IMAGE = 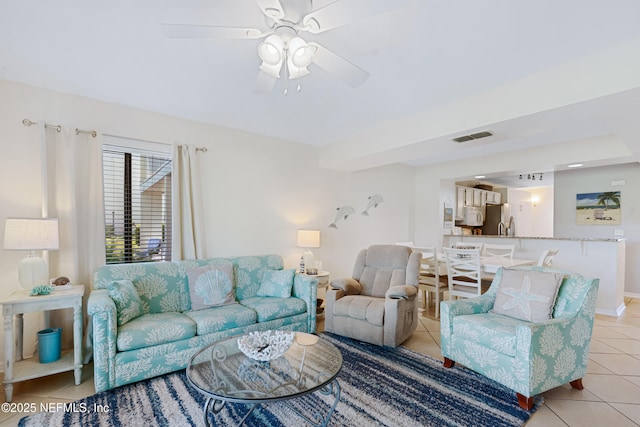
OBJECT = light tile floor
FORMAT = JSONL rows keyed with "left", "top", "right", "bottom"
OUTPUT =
{"left": 2, "top": 298, "right": 640, "bottom": 426}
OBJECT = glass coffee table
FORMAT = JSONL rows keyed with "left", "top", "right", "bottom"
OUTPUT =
{"left": 187, "top": 331, "right": 342, "bottom": 427}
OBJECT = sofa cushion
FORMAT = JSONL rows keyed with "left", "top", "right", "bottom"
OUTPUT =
{"left": 332, "top": 295, "right": 385, "bottom": 326}
{"left": 184, "top": 304, "right": 257, "bottom": 336}
{"left": 492, "top": 268, "right": 563, "bottom": 322}
{"left": 108, "top": 279, "right": 145, "bottom": 326}
{"left": 93, "top": 262, "right": 190, "bottom": 314}
{"left": 240, "top": 297, "right": 307, "bottom": 323}
{"left": 232, "top": 255, "right": 284, "bottom": 301}
{"left": 256, "top": 269, "right": 295, "bottom": 298}
{"left": 116, "top": 312, "right": 196, "bottom": 352}
{"left": 452, "top": 313, "right": 524, "bottom": 357}
{"left": 186, "top": 262, "right": 235, "bottom": 311}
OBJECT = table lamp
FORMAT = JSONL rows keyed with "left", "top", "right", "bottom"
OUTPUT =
{"left": 3, "top": 218, "right": 59, "bottom": 290}
{"left": 296, "top": 229, "right": 320, "bottom": 274}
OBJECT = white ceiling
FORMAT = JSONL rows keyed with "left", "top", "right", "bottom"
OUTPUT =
{"left": 2, "top": 0, "right": 640, "bottom": 175}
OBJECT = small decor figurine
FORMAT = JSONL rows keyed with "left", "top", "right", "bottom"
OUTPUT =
{"left": 53, "top": 276, "right": 70, "bottom": 286}
{"left": 299, "top": 256, "right": 305, "bottom": 274}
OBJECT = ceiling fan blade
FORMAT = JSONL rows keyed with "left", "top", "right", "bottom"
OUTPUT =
{"left": 302, "top": 0, "right": 408, "bottom": 34}
{"left": 253, "top": 70, "right": 278, "bottom": 94}
{"left": 159, "top": 23, "right": 267, "bottom": 40}
{"left": 255, "top": 0, "right": 285, "bottom": 20}
{"left": 310, "top": 43, "right": 369, "bottom": 88}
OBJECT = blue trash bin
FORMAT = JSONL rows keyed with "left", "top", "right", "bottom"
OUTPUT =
{"left": 37, "top": 328, "right": 62, "bottom": 363}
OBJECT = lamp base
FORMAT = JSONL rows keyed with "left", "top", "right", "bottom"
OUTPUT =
{"left": 303, "top": 250, "right": 315, "bottom": 274}
{"left": 18, "top": 254, "right": 48, "bottom": 290}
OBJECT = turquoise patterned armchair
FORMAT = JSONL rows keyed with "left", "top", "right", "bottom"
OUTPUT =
{"left": 440, "top": 267, "right": 599, "bottom": 410}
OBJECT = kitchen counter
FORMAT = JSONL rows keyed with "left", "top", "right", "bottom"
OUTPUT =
{"left": 455, "top": 235, "right": 623, "bottom": 242}
{"left": 442, "top": 235, "right": 626, "bottom": 316}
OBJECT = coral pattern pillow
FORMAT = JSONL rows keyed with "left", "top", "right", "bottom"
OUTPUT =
{"left": 491, "top": 268, "right": 564, "bottom": 322}
{"left": 108, "top": 279, "right": 145, "bottom": 326}
{"left": 257, "top": 269, "right": 296, "bottom": 298}
{"left": 187, "top": 264, "right": 236, "bottom": 311}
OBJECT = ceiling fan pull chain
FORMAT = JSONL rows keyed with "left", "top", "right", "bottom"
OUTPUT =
{"left": 283, "top": 49, "right": 289, "bottom": 96}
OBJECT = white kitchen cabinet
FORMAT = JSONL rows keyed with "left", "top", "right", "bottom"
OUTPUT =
{"left": 484, "top": 191, "right": 502, "bottom": 204}
{"left": 473, "top": 189, "right": 482, "bottom": 206}
{"left": 464, "top": 187, "right": 474, "bottom": 206}
{"left": 456, "top": 186, "right": 465, "bottom": 219}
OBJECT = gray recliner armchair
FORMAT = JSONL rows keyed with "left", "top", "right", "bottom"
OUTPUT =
{"left": 324, "top": 244, "right": 422, "bottom": 347}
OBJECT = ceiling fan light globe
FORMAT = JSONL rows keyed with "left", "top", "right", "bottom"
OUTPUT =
{"left": 292, "top": 46, "right": 316, "bottom": 68}
{"left": 287, "top": 37, "right": 315, "bottom": 68}
{"left": 258, "top": 35, "right": 284, "bottom": 65}
{"left": 259, "top": 61, "right": 282, "bottom": 78}
{"left": 287, "top": 62, "right": 310, "bottom": 79}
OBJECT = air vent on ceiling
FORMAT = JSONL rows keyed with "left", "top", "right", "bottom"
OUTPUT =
{"left": 453, "top": 131, "right": 493, "bottom": 143}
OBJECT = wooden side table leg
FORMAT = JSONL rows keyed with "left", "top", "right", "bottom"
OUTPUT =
{"left": 15, "top": 313, "right": 23, "bottom": 362}
{"left": 3, "top": 311, "right": 14, "bottom": 402}
{"left": 73, "top": 299, "right": 83, "bottom": 385}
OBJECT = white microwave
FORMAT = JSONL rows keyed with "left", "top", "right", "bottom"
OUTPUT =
{"left": 463, "top": 206, "right": 484, "bottom": 226}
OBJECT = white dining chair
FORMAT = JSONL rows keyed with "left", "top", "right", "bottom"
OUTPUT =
{"left": 538, "top": 249, "right": 559, "bottom": 267}
{"left": 482, "top": 243, "right": 515, "bottom": 259}
{"left": 414, "top": 246, "right": 447, "bottom": 318}
{"left": 443, "top": 247, "right": 486, "bottom": 299}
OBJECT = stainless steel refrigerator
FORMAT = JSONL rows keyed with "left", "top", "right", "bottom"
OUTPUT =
{"left": 482, "top": 204, "right": 503, "bottom": 235}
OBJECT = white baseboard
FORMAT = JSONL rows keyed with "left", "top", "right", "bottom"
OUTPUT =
{"left": 596, "top": 302, "right": 626, "bottom": 317}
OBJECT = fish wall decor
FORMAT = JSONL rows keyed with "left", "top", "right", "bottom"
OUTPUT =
{"left": 329, "top": 205, "right": 355, "bottom": 228}
{"left": 361, "top": 194, "right": 384, "bottom": 216}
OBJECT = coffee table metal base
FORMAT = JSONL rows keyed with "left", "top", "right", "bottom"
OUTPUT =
{"left": 202, "top": 378, "right": 341, "bottom": 427}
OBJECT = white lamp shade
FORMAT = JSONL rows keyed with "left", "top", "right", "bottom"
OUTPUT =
{"left": 4, "top": 218, "right": 58, "bottom": 289}
{"left": 288, "top": 37, "right": 316, "bottom": 68}
{"left": 259, "top": 61, "right": 283, "bottom": 78}
{"left": 286, "top": 60, "right": 310, "bottom": 79}
{"left": 258, "top": 35, "right": 284, "bottom": 66}
{"left": 4, "top": 218, "right": 59, "bottom": 250}
{"left": 297, "top": 229, "right": 320, "bottom": 248}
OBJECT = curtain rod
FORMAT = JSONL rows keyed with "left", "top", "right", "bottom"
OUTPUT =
{"left": 22, "top": 118, "right": 97, "bottom": 138}
{"left": 178, "top": 144, "right": 207, "bottom": 153}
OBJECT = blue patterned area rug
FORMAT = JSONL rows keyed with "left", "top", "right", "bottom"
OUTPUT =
{"left": 19, "top": 333, "right": 540, "bottom": 426}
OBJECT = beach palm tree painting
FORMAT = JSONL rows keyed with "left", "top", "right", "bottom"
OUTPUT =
{"left": 576, "top": 191, "right": 621, "bottom": 225}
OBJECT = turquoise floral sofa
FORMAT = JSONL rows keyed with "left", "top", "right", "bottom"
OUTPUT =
{"left": 88, "top": 254, "right": 317, "bottom": 392}
{"left": 440, "top": 266, "right": 599, "bottom": 410}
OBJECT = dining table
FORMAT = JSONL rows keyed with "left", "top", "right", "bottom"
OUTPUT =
{"left": 479, "top": 256, "right": 537, "bottom": 274}
{"left": 419, "top": 250, "right": 536, "bottom": 276}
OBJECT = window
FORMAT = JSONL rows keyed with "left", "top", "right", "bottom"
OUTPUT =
{"left": 102, "top": 140, "right": 172, "bottom": 264}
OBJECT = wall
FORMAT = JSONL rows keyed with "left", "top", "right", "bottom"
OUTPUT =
{"left": 554, "top": 163, "right": 640, "bottom": 295}
{"left": 530, "top": 186, "right": 554, "bottom": 237}
{"left": 0, "top": 79, "right": 415, "bottom": 368}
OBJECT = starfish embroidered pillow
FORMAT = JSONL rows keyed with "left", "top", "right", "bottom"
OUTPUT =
{"left": 491, "top": 268, "right": 564, "bottom": 322}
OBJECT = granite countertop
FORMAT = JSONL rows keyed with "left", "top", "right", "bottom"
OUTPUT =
{"left": 444, "top": 235, "right": 624, "bottom": 242}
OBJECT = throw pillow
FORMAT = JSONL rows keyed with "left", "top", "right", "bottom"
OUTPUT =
{"left": 257, "top": 269, "right": 296, "bottom": 298}
{"left": 108, "top": 279, "right": 145, "bottom": 326}
{"left": 491, "top": 268, "right": 564, "bottom": 322}
{"left": 187, "top": 263, "right": 236, "bottom": 311}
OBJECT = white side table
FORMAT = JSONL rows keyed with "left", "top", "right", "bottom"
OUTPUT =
{"left": 1, "top": 285, "right": 84, "bottom": 402}
{"left": 305, "top": 271, "right": 330, "bottom": 316}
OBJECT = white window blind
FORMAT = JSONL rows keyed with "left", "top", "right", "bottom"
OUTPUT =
{"left": 102, "top": 142, "right": 172, "bottom": 264}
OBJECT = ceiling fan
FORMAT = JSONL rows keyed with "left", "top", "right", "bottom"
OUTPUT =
{"left": 160, "top": 0, "right": 407, "bottom": 93}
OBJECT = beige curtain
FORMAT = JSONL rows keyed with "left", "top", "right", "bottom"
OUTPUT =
{"left": 172, "top": 143, "right": 206, "bottom": 260}
{"left": 45, "top": 125, "right": 106, "bottom": 352}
